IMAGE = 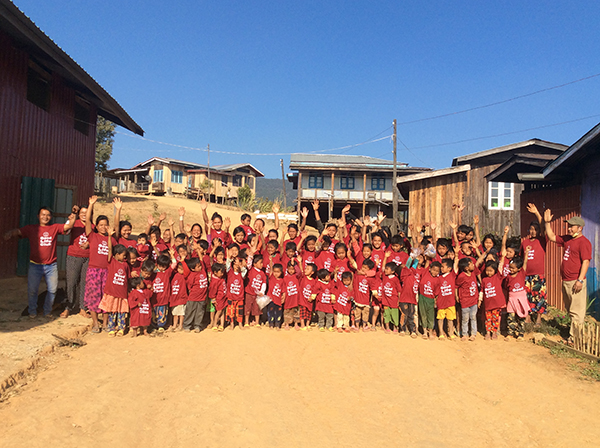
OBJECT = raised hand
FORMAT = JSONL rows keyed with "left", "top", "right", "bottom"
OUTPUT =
{"left": 377, "top": 211, "right": 386, "bottom": 222}
{"left": 300, "top": 229, "right": 308, "bottom": 238}
{"left": 449, "top": 220, "right": 457, "bottom": 230}
{"left": 301, "top": 207, "right": 309, "bottom": 219}
{"left": 473, "top": 215, "right": 479, "bottom": 225}
{"left": 527, "top": 203, "right": 539, "bottom": 215}
{"left": 113, "top": 197, "right": 123, "bottom": 210}
{"left": 504, "top": 225, "right": 510, "bottom": 235}
{"left": 430, "top": 222, "right": 437, "bottom": 231}
{"left": 149, "top": 234, "right": 158, "bottom": 246}
{"left": 159, "top": 212, "right": 167, "bottom": 222}
{"left": 168, "top": 219, "right": 175, "bottom": 227}
{"left": 458, "top": 203, "right": 466, "bottom": 212}
{"left": 179, "top": 207, "right": 186, "bottom": 217}
{"left": 311, "top": 199, "right": 320, "bottom": 210}
{"left": 184, "top": 224, "right": 192, "bottom": 235}
{"left": 272, "top": 203, "right": 280, "bottom": 214}
{"left": 544, "top": 208, "right": 553, "bottom": 222}
{"left": 200, "top": 197, "right": 208, "bottom": 210}
{"left": 525, "top": 245, "right": 532, "bottom": 253}
{"left": 88, "top": 195, "right": 98, "bottom": 206}
{"left": 342, "top": 204, "right": 351, "bottom": 215}
{"left": 147, "top": 214, "right": 155, "bottom": 226}
{"left": 224, "top": 217, "right": 231, "bottom": 229}
{"left": 108, "top": 227, "right": 115, "bottom": 236}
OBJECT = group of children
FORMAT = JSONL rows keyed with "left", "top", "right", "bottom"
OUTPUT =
{"left": 74, "top": 196, "right": 546, "bottom": 342}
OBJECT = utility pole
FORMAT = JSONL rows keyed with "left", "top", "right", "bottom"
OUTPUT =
{"left": 280, "top": 158, "right": 287, "bottom": 210}
{"left": 392, "top": 119, "right": 398, "bottom": 235}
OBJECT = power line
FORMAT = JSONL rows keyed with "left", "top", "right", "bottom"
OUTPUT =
{"left": 396, "top": 72, "right": 600, "bottom": 126}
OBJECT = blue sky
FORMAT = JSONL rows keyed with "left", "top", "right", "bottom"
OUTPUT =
{"left": 13, "top": 0, "right": 600, "bottom": 177}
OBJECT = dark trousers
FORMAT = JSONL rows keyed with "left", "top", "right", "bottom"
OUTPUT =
{"left": 267, "top": 302, "right": 282, "bottom": 327}
{"left": 65, "top": 255, "right": 88, "bottom": 312}
{"left": 317, "top": 311, "right": 334, "bottom": 328}
{"left": 399, "top": 303, "right": 416, "bottom": 333}
{"left": 184, "top": 301, "right": 206, "bottom": 330}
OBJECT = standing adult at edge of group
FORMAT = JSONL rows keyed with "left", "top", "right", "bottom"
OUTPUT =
{"left": 3, "top": 206, "right": 76, "bottom": 317}
{"left": 544, "top": 209, "right": 592, "bottom": 344}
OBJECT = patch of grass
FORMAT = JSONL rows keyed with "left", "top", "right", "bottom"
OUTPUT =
{"left": 538, "top": 339, "right": 600, "bottom": 381}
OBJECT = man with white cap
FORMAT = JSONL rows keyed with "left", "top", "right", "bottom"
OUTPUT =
{"left": 544, "top": 210, "right": 592, "bottom": 343}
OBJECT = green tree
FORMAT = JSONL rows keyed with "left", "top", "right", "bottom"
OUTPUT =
{"left": 96, "top": 116, "right": 115, "bottom": 173}
{"left": 237, "top": 185, "right": 255, "bottom": 211}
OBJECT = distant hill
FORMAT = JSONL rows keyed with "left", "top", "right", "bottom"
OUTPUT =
{"left": 256, "top": 178, "right": 296, "bottom": 207}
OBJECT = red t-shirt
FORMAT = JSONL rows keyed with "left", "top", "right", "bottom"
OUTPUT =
{"left": 521, "top": 237, "right": 546, "bottom": 277}
{"left": 333, "top": 282, "right": 353, "bottom": 315}
{"left": 389, "top": 250, "right": 409, "bottom": 266}
{"left": 227, "top": 270, "right": 245, "bottom": 301}
{"left": 169, "top": 272, "right": 188, "bottom": 306}
{"left": 353, "top": 273, "right": 376, "bottom": 306}
{"left": 282, "top": 236, "right": 302, "bottom": 251}
{"left": 20, "top": 223, "right": 64, "bottom": 265}
{"left": 400, "top": 268, "right": 418, "bottom": 305}
{"left": 371, "top": 247, "right": 386, "bottom": 271}
{"left": 103, "top": 258, "right": 129, "bottom": 298}
{"left": 418, "top": 271, "right": 440, "bottom": 299}
{"left": 187, "top": 269, "right": 209, "bottom": 302}
{"left": 209, "top": 229, "right": 232, "bottom": 248}
{"left": 481, "top": 273, "right": 505, "bottom": 311}
{"left": 299, "top": 276, "right": 316, "bottom": 309}
{"left": 326, "top": 238, "right": 340, "bottom": 254}
{"left": 312, "top": 280, "right": 334, "bottom": 313}
{"left": 284, "top": 274, "right": 300, "bottom": 309}
{"left": 262, "top": 250, "right": 282, "bottom": 275}
{"left": 455, "top": 272, "right": 479, "bottom": 308}
{"left": 501, "top": 258, "right": 512, "bottom": 277}
{"left": 240, "top": 224, "right": 254, "bottom": 239}
{"left": 300, "top": 249, "right": 317, "bottom": 270}
{"left": 436, "top": 272, "right": 456, "bottom": 309}
{"left": 66, "top": 220, "right": 90, "bottom": 258}
{"left": 208, "top": 276, "right": 227, "bottom": 304}
{"left": 246, "top": 267, "right": 267, "bottom": 296}
{"left": 316, "top": 250, "right": 336, "bottom": 272}
{"left": 381, "top": 274, "right": 401, "bottom": 308}
{"left": 128, "top": 288, "right": 152, "bottom": 327}
{"left": 118, "top": 237, "right": 137, "bottom": 248}
{"left": 556, "top": 235, "right": 592, "bottom": 281}
{"left": 504, "top": 270, "right": 526, "bottom": 295}
{"left": 87, "top": 232, "right": 117, "bottom": 270}
{"left": 152, "top": 267, "right": 173, "bottom": 306}
{"left": 267, "top": 276, "right": 285, "bottom": 306}
{"left": 332, "top": 258, "right": 351, "bottom": 282}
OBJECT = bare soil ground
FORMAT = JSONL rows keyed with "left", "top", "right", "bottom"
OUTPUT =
{"left": 1, "top": 326, "right": 600, "bottom": 447}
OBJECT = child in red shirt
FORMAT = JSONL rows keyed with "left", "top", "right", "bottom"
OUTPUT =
{"left": 184, "top": 257, "right": 209, "bottom": 332}
{"left": 209, "top": 263, "right": 228, "bottom": 331}
{"left": 380, "top": 262, "right": 401, "bottom": 333}
{"left": 267, "top": 264, "right": 286, "bottom": 329}
{"left": 311, "top": 269, "right": 335, "bottom": 331}
{"left": 128, "top": 277, "right": 152, "bottom": 337}
{"left": 481, "top": 258, "right": 506, "bottom": 340}
{"left": 283, "top": 261, "right": 301, "bottom": 330}
{"left": 152, "top": 253, "right": 175, "bottom": 335}
{"left": 99, "top": 234, "right": 130, "bottom": 336}
{"left": 435, "top": 258, "right": 458, "bottom": 340}
{"left": 399, "top": 258, "right": 419, "bottom": 337}
{"left": 298, "top": 263, "right": 317, "bottom": 330}
{"left": 333, "top": 271, "right": 353, "bottom": 333}
{"left": 169, "top": 262, "right": 188, "bottom": 332}
{"left": 456, "top": 257, "right": 480, "bottom": 341}
{"left": 418, "top": 261, "right": 441, "bottom": 339}
{"left": 244, "top": 254, "right": 267, "bottom": 327}
{"left": 226, "top": 257, "right": 246, "bottom": 330}
{"left": 503, "top": 247, "right": 530, "bottom": 341}
{"left": 351, "top": 259, "right": 377, "bottom": 331}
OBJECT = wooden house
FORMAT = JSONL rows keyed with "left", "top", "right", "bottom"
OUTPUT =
{"left": 487, "top": 125, "right": 600, "bottom": 315}
{"left": 396, "top": 139, "right": 567, "bottom": 239}
{"left": 0, "top": 0, "right": 143, "bottom": 278}
{"left": 287, "top": 153, "right": 430, "bottom": 227}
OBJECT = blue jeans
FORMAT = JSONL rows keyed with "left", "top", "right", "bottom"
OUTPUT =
{"left": 461, "top": 304, "right": 478, "bottom": 337}
{"left": 27, "top": 262, "right": 58, "bottom": 316}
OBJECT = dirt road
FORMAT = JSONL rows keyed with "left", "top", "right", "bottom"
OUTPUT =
{"left": 1, "top": 327, "right": 599, "bottom": 448}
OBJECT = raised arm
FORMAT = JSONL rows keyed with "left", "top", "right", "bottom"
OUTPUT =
{"left": 544, "top": 209, "right": 556, "bottom": 242}
{"left": 179, "top": 207, "right": 186, "bottom": 234}
{"left": 85, "top": 196, "right": 97, "bottom": 236}
{"left": 501, "top": 225, "right": 510, "bottom": 252}
{"left": 107, "top": 228, "right": 115, "bottom": 262}
{"left": 449, "top": 220, "right": 459, "bottom": 248}
{"left": 473, "top": 215, "right": 481, "bottom": 247}
{"left": 312, "top": 200, "right": 324, "bottom": 233}
{"left": 527, "top": 203, "right": 543, "bottom": 224}
{"left": 145, "top": 214, "right": 155, "bottom": 235}
{"left": 300, "top": 207, "right": 309, "bottom": 232}
{"left": 272, "top": 202, "right": 280, "bottom": 233}
{"left": 113, "top": 197, "right": 122, "bottom": 235}
{"left": 523, "top": 245, "right": 531, "bottom": 272}
{"left": 200, "top": 196, "right": 210, "bottom": 236}
{"left": 430, "top": 222, "right": 438, "bottom": 247}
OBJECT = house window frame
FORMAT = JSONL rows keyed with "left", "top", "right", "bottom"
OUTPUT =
{"left": 171, "top": 170, "right": 183, "bottom": 184}
{"left": 371, "top": 177, "right": 386, "bottom": 191}
{"left": 308, "top": 173, "right": 324, "bottom": 189}
{"left": 153, "top": 169, "right": 164, "bottom": 183}
{"left": 488, "top": 181, "right": 514, "bottom": 210}
{"left": 233, "top": 175, "right": 243, "bottom": 187}
{"left": 340, "top": 176, "right": 355, "bottom": 190}
{"left": 221, "top": 175, "right": 228, "bottom": 187}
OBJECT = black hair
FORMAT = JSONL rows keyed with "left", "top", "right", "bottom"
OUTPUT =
{"left": 129, "top": 276, "right": 144, "bottom": 290}
{"left": 436, "top": 238, "right": 451, "bottom": 249}
{"left": 325, "top": 222, "right": 338, "bottom": 229}
{"left": 113, "top": 244, "right": 127, "bottom": 256}
{"left": 371, "top": 232, "right": 383, "bottom": 241}
{"left": 228, "top": 243, "right": 240, "bottom": 251}
{"left": 214, "top": 247, "right": 225, "bottom": 257}
{"left": 285, "top": 241, "right": 297, "bottom": 252}
{"left": 239, "top": 249, "right": 248, "bottom": 259}
{"left": 390, "top": 235, "right": 403, "bottom": 246}
{"left": 288, "top": 223, "right": 299, "bottom": 231}
{"left": 38, "top": 206, "right": 53, "bottom": 215}
{"left": 267, "top": 239, "right": 279, "bottom": 250}
{"left": 175, "top": 233, "right": 187, "bottom": 240}
{"left": 177, "top": 244, "right": 188, "bottom": 253}
{"left": 211, "top": 212, "right": 223, "bottom": 221}
{"left": 255, "top": 218, "right": 265, "bottom": 226}
{"left": 529, "top": 221, "right": 541, "bottom": 234}
{"left": 457, "top": 258, "right": 471, "bottom": 273}
{"left": 138, "top": 233, "right": 148, "bottom": 241}
{"left": 457, "top": 225, "right": 470, "bottom": 235}
{"left": 199, "top": 240, "right": 209, "bottom": 251}
{"left": 482, "top": 233, "right": 497, "bottom": 247}
{"left": 510, "top": 256, "right": 524, "bottom": 270}
{"left": 322, "top": 235, "right": 332, "bottom": 246}
{"left": 191, "top": 223, "right": 202, "bottom": 233}
{"left": 247, "top": 234, "right": 256, "bottom": 246}
{"left": 441, "top": 258, "right": 454, "bottom": 269}
{"left": 241, "top": 213, "right": 251, "bottom": 222}
{"left": 253, "top": 253, "right": 264, "bottom": 264}
{"left": 362, "top": 243, "right": 372, "bottom": 251}
{"left": 287, "top": 260, "right": 297, "bottom": 269}
{"left": 233, "top": 226, "right": 245, "bottom": 237}
{"left": 119, "top": 220, "right": 132, "bottom": 231}
{"left": 430, "top": 261, "right": 442, "bottom": 270}
{"left": 212, "top": 263, "right": 226, "bottom": 275}
{"left": 317, "top": 268, "right": 330, "bottom": 280}
{"left": 149, "top": 226, "right": 161, "bottom": 238}
{"left": 272, "top": 263, "right": 283, "bottom": 272}
{"left": 304, "top": 235, "right": 317, "bottom": 249}
{"left": 268, "top": 228, "right": 279, "bottom": 238}
{"left": 95, "top": 215, "right": 109, "bottom": 226}
{"left": 362, "top": 259, "right": 375, "bottom": 270}
{"left": 126, "top": 246, "right": 139, "bottom": 258}
{"left": 485, "top": 260, "right": 499, "bottom": 274}
{"left": 186, "top": 257, "right": 201, "bottom": 270}
{"left": 157, "top": 254, "right": 171, "bottom": 268}
{"left": 506, "top": 237, "right": 521, "bottom": 252}
{"left": 384, "top": 262, "right": 397, "bottom": 271}
{"left": 341, "top": 271, "right": 353, "bottom": 282}
{"left": 307, "top": 263, "right": 318, "bottom": 276}
{"left": 334, "top": 242, "right": 347, "bottom": 254}
{"left": 141, "top": 259, "right": 155, "bottom": 272}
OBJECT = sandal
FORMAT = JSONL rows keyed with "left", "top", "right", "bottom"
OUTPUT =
{"left": 91, "top": 326, "right": 101, "bottom": 334}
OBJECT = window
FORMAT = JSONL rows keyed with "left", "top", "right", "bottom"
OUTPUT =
{"left": 371, "top": 177, "right": 386, "bottom": 190}
{"left": 27, "top": 63, "right": 51, "bottom": 111}
{"left": 489, "top": 181, "right": 514, "bottom": 210}
{"left": 340, "top": 176, "right": 355, "bottom": 190}
{"left": 74, "top": 96, "right": 90, "bottom": 135}
{"left": 246, "top": 177, "right": 254, "bottom": 189}
{"left": 171, "top": 170, "right": 183, "bottom": 184}
{"left": 308, "top": 174, "right": 324, "bottom": 189}
{"left": 153, "top": 169, "right": 164, "bottom": 182}
{"left": 221, "top": 175, "right": 228, "bottom": 187}
{"left": 233, "top": 175, "right": 242, "bottom": 187}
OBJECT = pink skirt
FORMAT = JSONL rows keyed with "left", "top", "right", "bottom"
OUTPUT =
{"left": 99, "top": 293, "right": 129, "bottom": 313}
{"left": 507, "top": 290, "right": 529, "bottom": 318}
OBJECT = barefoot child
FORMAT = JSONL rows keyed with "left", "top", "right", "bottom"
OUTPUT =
{"left": 169, "top": 262, "right": 188, "bottom": 331}
{"left": 209, "top": 263, "right": 228, "bottom": 331}
{"left": 128, "top": 277, "right": 152, "bottom": 337}
{"left": 480, "top": 259, "right": 506, "bottom": 340}
{"left": 226, "top": 257, "right": 246, "bottom": 330}
{"left": 99, "top": 233, "right": 130, "bottom": 337}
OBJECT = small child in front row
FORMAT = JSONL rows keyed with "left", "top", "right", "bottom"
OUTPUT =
{"left": 380, "top": 262, "right": 401, "bottom": 333}
{"left": 456, "top": 257, "right": 480, "bottom": 341}
{"left": 503, "top": 248, "right": 531, "bottom": 341}
{"left": 209, "top": 263, "right": 228, "bottom": 331}
{"left": 282, "top": 261, "right": 301, "bottom": 331}
{"left": 184, "top": 257, "right": 209, "bottom": 332}
{"left": 312, "top": 268, "right": 336, "bottom": 332}
{"left": 267, "top": 263, "right": 286, "bottom": 329}
{"left": 480, "top": 259, "right": 505, "bottom": 340}
{"left": 298, "top": 263, "right": 317, "bottom": 330}
{"left": 435, "top": 258, "right": 457, "bottom": 340}
{"left": 169, "top": 262, "right": 188, "bottom": 332}
{"left": 128, "top": 277, "right": 152, "bottom": 337}
{"left": 99, "top": 232, "right": 130, "bottom": 337}
{"left": 334, "top": 271, "right": 353, "bottom": 333}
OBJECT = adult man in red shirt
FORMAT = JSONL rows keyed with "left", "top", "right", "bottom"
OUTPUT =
{"left": 544, "top": 210, "right": 592, "bottom": 342}
{"left": 4, "top": 207, "right": 75, "bottom": 317}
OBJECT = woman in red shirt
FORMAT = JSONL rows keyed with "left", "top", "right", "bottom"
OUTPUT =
{"left": 521, "top": 203, "right": 547, "bottom": 328}
{"left": 63, "top": 205, "right": 91, "bottom": 318}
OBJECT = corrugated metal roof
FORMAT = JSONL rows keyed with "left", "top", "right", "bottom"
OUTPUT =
{"left": 0, "top": 0, "right": 143, "bottom": 135}
{"left": 133, "top": 157, "right": 207, "bottom": 169}
{"left": 289, "top": 153, "right": 429, "bottom": 172}
{"left": 396, "top": 165, "right": 471, "bottom": 184}
{"left": 451, "top": 139, "right": 567, "bottom": 166}
{"left": 543, "top": 121, "right": 600, "bottom": 177}
{"left": 212, "top": 163, "right": 265, "bottom": 177}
